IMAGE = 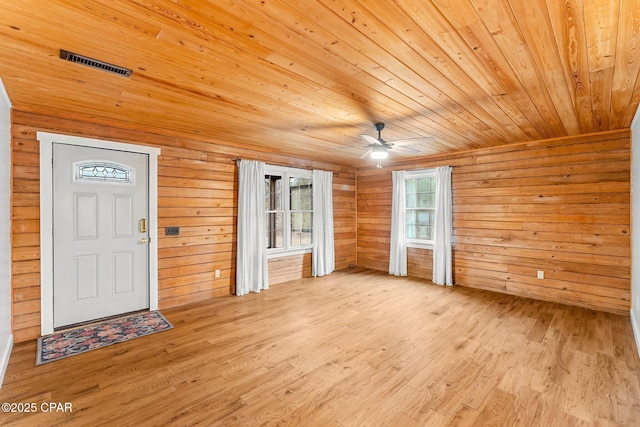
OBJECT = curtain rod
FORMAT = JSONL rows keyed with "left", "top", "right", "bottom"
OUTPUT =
{"left": 234, "top": 157, "right": 339, "bottom": 175}
{"left": 386, "top": 165, "right": 454, "bottom": 174}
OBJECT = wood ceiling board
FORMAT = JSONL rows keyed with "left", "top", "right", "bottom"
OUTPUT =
{"left": 334, "top": 0, "right": 510, "bottom": 145}
{"left": 469, "top": 0, "right": 568, "bottom": 136}
{"left": 0, "top": 0, "right": 638, "bottom": 166}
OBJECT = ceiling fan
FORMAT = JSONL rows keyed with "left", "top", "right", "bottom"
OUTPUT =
{"left": 359, "top": 122, "right": 433, "bottom": 165}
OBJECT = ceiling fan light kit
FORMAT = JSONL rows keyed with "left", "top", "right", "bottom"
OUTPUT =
{"left": 370, "top": 145, "right": 388, "bottom": 159}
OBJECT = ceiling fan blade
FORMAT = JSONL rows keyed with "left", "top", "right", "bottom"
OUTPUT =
{"left": 390, "top": 136, "right": 436, "bottom": 147}
{"left": 359, "top": 149, "right": 373, "bottom": 159}
{"left": 361, "top": 134, "right": 382, "bottom": 145}
{"left": 392, "top": 146, "right": 421, "bottom": 154}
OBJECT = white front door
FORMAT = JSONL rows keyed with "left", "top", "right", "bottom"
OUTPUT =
{"left": 53, "top": 143, "right": 149, "bottom": 328}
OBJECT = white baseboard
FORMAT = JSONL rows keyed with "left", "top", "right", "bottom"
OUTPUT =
{"left": 0, "top": 333, "right": 13, "bottom": 389}
{"left": 631, "top": 309, "right": 640, "bottom": 359}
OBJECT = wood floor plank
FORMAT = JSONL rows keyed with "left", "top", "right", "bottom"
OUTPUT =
{"left": 473, "top": 388, "right": 519, "bottom": 426}
{"left": 0, "top": 268, "right": 639, "bottom": 425}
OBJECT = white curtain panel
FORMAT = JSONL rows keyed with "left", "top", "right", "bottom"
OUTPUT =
{"left": 389, "top": 170, "right": 407, "bottom": 276}
{"left": 236, "top": 159, "right": 269, "bottom": 296}
{"left": 312, "top": 170, "right": 335, "bottom": 277}
{"left": 433, "top": 166, "right": 453, "bottom": 286}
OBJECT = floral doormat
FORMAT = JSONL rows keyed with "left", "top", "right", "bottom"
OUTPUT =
{"left": 36, "top": 311, "right": 173, "bottom": 365}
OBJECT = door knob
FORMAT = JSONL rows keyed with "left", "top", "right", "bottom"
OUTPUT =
{"left": 139, "top": 238, "right": 148, "bottom": 244}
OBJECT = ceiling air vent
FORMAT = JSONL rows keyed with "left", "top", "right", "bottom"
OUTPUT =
{"left": 59, "top": 49, "right": 132, "bottom": 78}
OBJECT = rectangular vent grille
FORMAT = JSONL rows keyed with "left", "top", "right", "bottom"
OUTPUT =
{"left": 59, "top": 49, "right": 132, "bottom": 78}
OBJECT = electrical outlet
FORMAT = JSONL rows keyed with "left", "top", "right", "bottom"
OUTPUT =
{"left": 215, "top": 269, "right": 221, "bottom": 278}
{"left": 537, "top": 270, "right": 544, "bottom": 279}
{"left": 165, "top": 226, "right": 180, "bottom": 236}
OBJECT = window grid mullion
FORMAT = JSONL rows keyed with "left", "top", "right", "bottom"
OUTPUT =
{"left": 283, "top": 172, "right": 291, "bottom": 251}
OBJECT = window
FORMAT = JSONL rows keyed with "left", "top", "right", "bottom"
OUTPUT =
{"left": 264, "top": 166, "right": 313, "bottom": 254}
{"left": 405, "top": 171, "right": 436, "bottom": 247}
{"left": 73, "top": 160, "right": 134, "bottom": 184}
{"left": 265, "top": 174, "right": 283, "bottom": 249}
{"left": 289, "top": 176, "right": 313, "bottom": 246}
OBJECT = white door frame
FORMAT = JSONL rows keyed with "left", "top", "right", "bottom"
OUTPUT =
{"left": 38, "top": 132, "right": 161, "bottom": 336}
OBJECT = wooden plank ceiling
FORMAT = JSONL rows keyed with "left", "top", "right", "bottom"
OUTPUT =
{"left": 0, "top": 0, "right": 638, "bottom": 166}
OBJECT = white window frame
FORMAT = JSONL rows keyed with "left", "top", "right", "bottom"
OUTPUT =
{"left": 405, "top": 169, "right": 436, "bottom": 250}
{"left": 264, "top": 165, "right": 313, "bottom": 258}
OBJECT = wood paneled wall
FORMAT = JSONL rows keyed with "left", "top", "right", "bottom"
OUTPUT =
{"left": 357, "top": 130, "right": 631, "bottom": 315}
{"left": 10, "top": 111, "right": 356, "bottom": 342}
{"left": 268, "top": 253, "right": 312, "bottom": 286}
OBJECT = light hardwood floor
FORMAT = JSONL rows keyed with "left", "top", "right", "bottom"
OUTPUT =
{"left": 1, "top": 269, "right": 639, "bottom": 426}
